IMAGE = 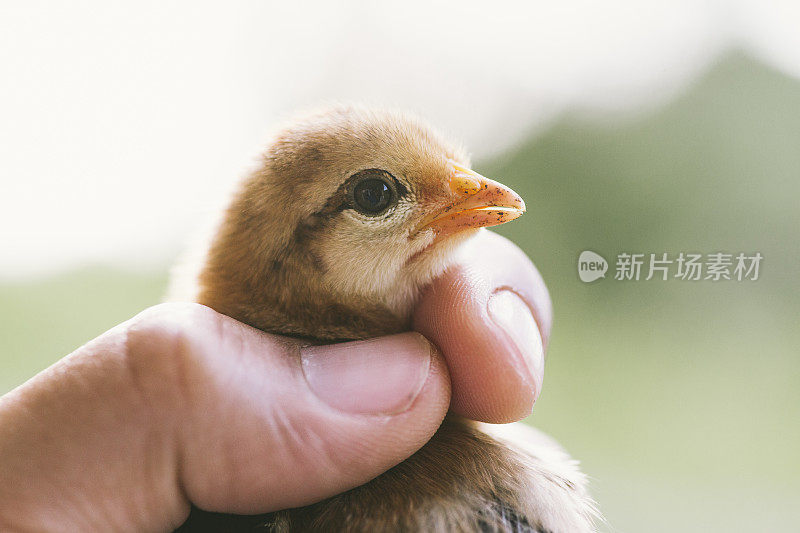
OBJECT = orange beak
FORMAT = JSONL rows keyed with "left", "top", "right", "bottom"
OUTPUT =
{"left": 416, "top": 161, "right": 526, "bottom": 235}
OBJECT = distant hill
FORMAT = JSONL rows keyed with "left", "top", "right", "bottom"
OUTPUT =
{"left": 485, "top": 51, "right": 800, "bottom": 532}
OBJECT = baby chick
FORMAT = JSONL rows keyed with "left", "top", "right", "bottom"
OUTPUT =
{"left": 172, "top": 105, "right": 597, "bottom": 532}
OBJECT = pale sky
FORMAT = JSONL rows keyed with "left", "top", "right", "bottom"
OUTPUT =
{"left": 1, "top": 0, "right": 799, "bottom": 278}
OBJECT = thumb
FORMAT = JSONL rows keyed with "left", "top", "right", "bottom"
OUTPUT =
{"left": 127, "top": 304, "right": 450, "bottom": 519}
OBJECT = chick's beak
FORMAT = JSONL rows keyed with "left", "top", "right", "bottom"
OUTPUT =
{"left": 417, "top": 161, "right": 526, "bottom": 235}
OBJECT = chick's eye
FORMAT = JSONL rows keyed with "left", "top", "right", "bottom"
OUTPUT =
{"left": 354, "top": 179, "right": 390, "bottom": 212}
{"left": 350, "top": 171, "right": 397, "bottom": 215}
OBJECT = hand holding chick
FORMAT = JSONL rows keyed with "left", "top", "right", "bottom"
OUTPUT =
{"left": 0, "top": 232, "right": 577, "bottom": 533}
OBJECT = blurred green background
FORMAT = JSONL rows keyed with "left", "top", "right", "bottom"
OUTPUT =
{"left": 2, "top": 52, "right": 798, "bottom": 532}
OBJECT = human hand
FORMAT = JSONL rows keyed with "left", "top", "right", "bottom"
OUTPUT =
{"left": 0, "top": 231, "right": 551, "bottom": 532}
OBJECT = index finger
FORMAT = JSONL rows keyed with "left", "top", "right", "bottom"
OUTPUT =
{"left": 412, "top": 230, "right": 552, "bottom": 423}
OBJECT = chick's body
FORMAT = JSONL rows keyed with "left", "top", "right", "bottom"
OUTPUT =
{"left": 172, "top": 106, "right": 597, "bottom": 532}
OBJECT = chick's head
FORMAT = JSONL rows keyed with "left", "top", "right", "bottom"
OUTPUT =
{"left": 197, "top": 105, "right": 524, "bottom": 336}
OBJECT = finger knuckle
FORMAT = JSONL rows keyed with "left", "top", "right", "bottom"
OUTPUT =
{"left": 122, "top": 302, "right": 219, "bottom": 414}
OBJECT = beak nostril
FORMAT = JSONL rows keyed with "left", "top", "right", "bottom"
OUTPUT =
{"left": 448, "top": 160, "right": 489, "bottom": 196}
{"left": 450, "top": 174, "right": 483, "bottom": 196}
